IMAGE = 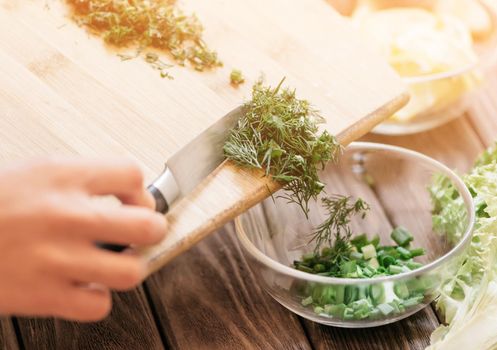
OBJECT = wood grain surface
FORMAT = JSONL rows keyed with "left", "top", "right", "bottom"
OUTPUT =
{"left": 0, "top": 0, "right": 497, "bottom": 349}
{"left": 0, "top": 318, "right": 19, "bottom": 350}
{"left": 0, "top": 0, "right": 405, "bottom": 165}
{"left": 145, "top": 224, "right": 312, "bottom": 350}
{"left": 15, "top": 289, "right": 164, "bottom": 350}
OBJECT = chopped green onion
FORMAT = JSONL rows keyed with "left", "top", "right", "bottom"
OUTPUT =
{"left": 388, "top": 265, "right": 404, "bottom": 275}
{"left": 377, "top": 303, "right": 395, "bottom": 316}
{"left": 394, "top": 283, "right": 410, "bottom": 299}
{"left": 396, "top": 246, "right": 412, "bottom": 259}
{"left": 340, "top": 261, "right": 357, "bottom": 275}
{"left": 313, "top": 264, "right": 326, "bottom": 273}
{"left": 361, "top": 244, "right": 377, "bottom": 259}
{"left": 391, "top": 227, "right": 414, "bottom": 247}
{"left": 314, "top": 306, "right": 324, "bottom": 314}
{"left": 350, "top": 251, "right": 364, "bottom": 260}
{"left": 409, "top": 247, "right": 425, "bottom": 258}
{"left": 351, "top": 234, "right": 368, "bottom": 249}
{"left": 302, "top": 296, "right": 313, "bottom": 306}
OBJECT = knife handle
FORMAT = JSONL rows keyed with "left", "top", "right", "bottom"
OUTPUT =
{"left": 97, "top": 167, "right": 179, "bottom": 252}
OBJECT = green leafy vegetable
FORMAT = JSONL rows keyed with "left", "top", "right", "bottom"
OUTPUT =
{"left": 428, "top": 143, "right": 497, "bottom": 349}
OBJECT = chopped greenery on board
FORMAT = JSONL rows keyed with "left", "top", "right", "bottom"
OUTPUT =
{"left": 230, "top": 69, "right": 245, "bottom": 86}
{"left": 224, "top": 78, "right": 341, "bottom": 216}
{"left": 67, "top": 0, "right": 222, "bottom": 76}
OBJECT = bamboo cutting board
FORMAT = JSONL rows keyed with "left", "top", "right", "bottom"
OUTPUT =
{"left": 0, "top": 0, "right": 406, "bottom": 178}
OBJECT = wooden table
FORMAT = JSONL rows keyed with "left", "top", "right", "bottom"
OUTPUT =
{"left": 1, "top": 0, "right": 497, "bottom": 348}
{"left": 0, "top": 73, "right": 494, "bottom": 350}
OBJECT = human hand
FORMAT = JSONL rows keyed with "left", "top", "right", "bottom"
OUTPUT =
{"left": 0, "top": 158, "right": 166, "bottom": 321}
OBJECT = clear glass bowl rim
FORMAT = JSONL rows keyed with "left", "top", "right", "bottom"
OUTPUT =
{"left": 235, "top": 142, "right": 476, "bottom": 286}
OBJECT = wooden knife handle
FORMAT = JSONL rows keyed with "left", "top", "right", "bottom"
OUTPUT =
{"left": 136, "top": 160, "right": 280, "bottom": 276}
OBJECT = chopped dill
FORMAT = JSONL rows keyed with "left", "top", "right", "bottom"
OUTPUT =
{"left": 223, "top": 78, "right": 341, "bottom": 216}
{"left": 309, "top": 196, "right": 370, "bottom": 254}
{"left": 66, "top": 0, "right": 222, "bottom": 75}
{"left": 144, "top": 52, "right": 174, "bottom": 79}
{"left": 230, "top": 69, "right": 245, "bottom": 86}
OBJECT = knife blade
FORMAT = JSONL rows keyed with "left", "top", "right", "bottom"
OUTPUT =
{"left": 100, "top": 106, "right": 244, "bottom": 251}
{"left": 149, "top": 105, "right": 244, "bottom": 212}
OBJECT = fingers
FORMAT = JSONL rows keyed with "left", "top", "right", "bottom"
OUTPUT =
{"left": 40, "top": 157, "right": 156, "bottom": 209}
{"left": 53, "top": 285, "right": 112, "bottom": 322}
{"left": 41, "top": 196, "right": 167, "bottom": 246}
{"left": 15, "top": 278, "right": 112, "bottom": 322}
{"left": 70, "top": 253, "right": 145, "bottom": 290}
{"left": 79, "top": 158, "right": 153, "bottom": 208}
{"left": 44, "top": 245, "right": 146, "bottom": 290}
{"left": 67, "top": 205, "right": 167, "bottom": 246}
{"left": 93, "top": 206, "right": 167, "bottom": 246}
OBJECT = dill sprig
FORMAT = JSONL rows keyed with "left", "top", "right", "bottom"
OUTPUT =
{"left": 310, "top": 196, "right": 370, "bottom": 254}
{"left": 67, "top": 0, "right": 222, "bottom": 73}
{"left": 223, "top": 78, "right": 341, "bottom": 216}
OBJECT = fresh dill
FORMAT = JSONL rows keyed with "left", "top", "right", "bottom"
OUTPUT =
{"left": 67, "top": 0, "right": 222, "bottom": 75}
{"left": 230, "top": 69, "right": 245, "bottom": 86}
{"left": 310, "top": 196, "right": 370, "bottom": 255}
{"left": 223, "top": 78, "right": 341, "bottom": 216}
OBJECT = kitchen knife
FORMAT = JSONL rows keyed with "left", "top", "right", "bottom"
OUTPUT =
{"left": 100, "top": 106, "right": 244, "bottom": 251}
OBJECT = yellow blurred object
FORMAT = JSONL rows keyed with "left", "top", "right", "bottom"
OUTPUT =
{"left": 355, "top": 7, "right": 480, "bottom": 123}
{"left": 436, "top": 0, "right": 494, "bottom": 41}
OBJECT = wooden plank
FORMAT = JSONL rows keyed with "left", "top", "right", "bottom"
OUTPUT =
{"left": 0, "top": 318, "right": 20, "bottom": 350}
{"left": 16, "top": 289, "right": 164, "bottom": 350}
{"left": 144, "top": 223, "right": 312, "bottom": 350}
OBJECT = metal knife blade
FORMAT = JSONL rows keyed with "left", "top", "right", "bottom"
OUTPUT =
{"left": 168, "top": 105, "right": 244, "bottom": 196}
{"left": 150, "top": 106, "right": 245, "bottom": 207}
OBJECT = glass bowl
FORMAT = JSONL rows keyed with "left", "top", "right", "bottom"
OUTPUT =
{"left": 347, "top": 0, "right": 497, "bottom": 135}
{"left": 235, "top": 142, "right": 475, "bottom": 328}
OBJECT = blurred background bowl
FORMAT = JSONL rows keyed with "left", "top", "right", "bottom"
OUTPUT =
{"left": 235, "top": 142, "right": 475, "bottom": 327}
{"left": 335, "top": 0, "right": 497, "bottom": 135}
